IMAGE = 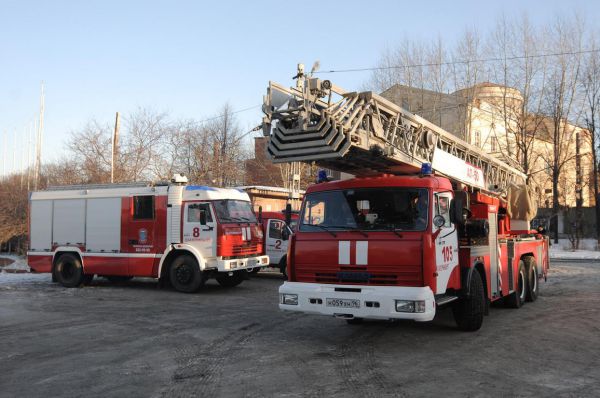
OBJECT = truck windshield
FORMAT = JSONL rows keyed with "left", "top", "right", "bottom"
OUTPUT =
{"left": 300, "top": 188, "right": 429, "bottom": 232}
{"left": 213, "top": 200, "right": 257, "bottom": 223}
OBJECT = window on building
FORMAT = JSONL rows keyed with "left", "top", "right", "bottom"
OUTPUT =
{"left": 491, "top": 137, "right": 498, "bottom": 152}
{"left": 133, "top": 196, "right": 154, "bottom": 220}
{"left": 474, "top": 131, "right": 481, "bottom": 147}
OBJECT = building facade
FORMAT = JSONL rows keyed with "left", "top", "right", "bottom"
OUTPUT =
{"left": 381, "top": 83, "right": 595, "bottom": 208}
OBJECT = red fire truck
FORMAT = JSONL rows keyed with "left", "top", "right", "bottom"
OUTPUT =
{"left": 27, "top": 174, "right": 269, "bottom": 292}
{"left": 254, "top": 210, "right": 298, "bottom": 277}
{"left": 262, "top": 67, "right": 549, "bottom": 331}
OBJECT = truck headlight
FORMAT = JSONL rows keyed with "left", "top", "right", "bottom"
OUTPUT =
{"left": 395, "top": 300, "right": 426, "bottom": 313}
{"left": 280, "top": 293, "right": 298, "bottom": 305}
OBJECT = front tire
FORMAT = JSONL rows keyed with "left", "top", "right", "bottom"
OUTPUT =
{"left": 54, "top": 253, "right": 85, "bottom": 288}
{"left": 169, "top": 255, "right": 204, "bottom": 293}
{"left": 505, "top": 260, "right": 527, "bottom": 308}
{"left": 453, "top": 270, "right": 485, "bottom": 331}
{"left": 216, "top": 271, "right": 245, "bottom": 288}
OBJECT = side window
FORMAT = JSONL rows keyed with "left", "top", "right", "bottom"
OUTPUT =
{"left": 303, "top": 200, "right": 325, "bottom": 225}
{"left": 188, "top": 203, "right": 213, "bottom": 223}
{"left": 133, "top": 196, "right": 154, "bottom": 220}
{"left": 435, "top": 195, "right": 451, "bottom": 227}
{"left": 269, "top": 220, "right": 285, "bottom": 239}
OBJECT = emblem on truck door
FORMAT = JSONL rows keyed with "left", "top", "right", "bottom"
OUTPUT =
{"left": 139, "top": 228, "right": 148, "bottom": 244}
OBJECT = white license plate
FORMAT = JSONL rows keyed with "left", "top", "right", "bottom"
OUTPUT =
{"left": 326, "top": 298, "right": 360, "bottom": 309}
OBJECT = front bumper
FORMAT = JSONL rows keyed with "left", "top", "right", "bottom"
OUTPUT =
{"left": 210, "top": 255, "right": 269, "bottom": 272}
{"left": 279, "top": 282, "right": 436, "bottom": 322}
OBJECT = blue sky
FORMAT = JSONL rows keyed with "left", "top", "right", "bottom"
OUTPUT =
{"left": 1, "top": 0, "right": 599, "bottom": 172}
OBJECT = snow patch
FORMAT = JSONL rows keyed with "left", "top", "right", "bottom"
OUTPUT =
{"left": 0, "top": 254, "right": 31, "bottom": 273}
{"left": 549, "top": 239, "right": 600, "bottom": 260}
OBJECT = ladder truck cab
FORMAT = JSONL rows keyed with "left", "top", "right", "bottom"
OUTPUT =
{"left": 263, "top": 66, "right": 549, "bottom": 331}
{"left": 27, "top": 174, "right": 269, "bottom": 293}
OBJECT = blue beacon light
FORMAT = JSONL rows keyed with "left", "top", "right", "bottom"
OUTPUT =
{"left": 317, "top": 169, "right": 328, "bottom": 183}
{"left": 420, "top": 163, "right": 433, "bottom": 176}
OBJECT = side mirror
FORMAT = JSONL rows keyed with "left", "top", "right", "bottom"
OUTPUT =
{"left": 450, "top": 191, "right": 469, "bottom": 225}
{"left": 199, "top": 210, "right": 207, "bottom": 226}
{"left": 284, "top": 203, "right": 292, "bottom": 225}
{"left": 433, "top": 215, "right": 446, "bottom": 229}
{"left": 282, "top": 227, "right": 290, "bottom": 241}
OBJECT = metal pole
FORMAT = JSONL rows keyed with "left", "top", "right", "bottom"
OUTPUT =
{"left": 34, "top": 82, "right": 44, "bottom": 190}
{"left": 112, "top": 112, "right": 120, "bottom": 183}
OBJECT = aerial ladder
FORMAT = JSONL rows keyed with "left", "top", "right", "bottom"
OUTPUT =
{"left": 261, "top": 64, "right": 527, "bottom": 193}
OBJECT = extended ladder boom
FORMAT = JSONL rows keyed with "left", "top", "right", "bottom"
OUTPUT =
{"left": 262, "top": 69, "right": 526, "bottom": 192}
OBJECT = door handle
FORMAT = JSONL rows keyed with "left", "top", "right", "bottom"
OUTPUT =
{"left": 202, "top": 226, "right": 214, "bottom": 231}
{"left": 129, "top": 239, "right": 138, "bottom": 245}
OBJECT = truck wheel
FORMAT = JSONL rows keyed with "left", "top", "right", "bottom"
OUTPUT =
{"left": 54, "top": 253, "right": 85, "bottom": 288}
{"left": 216, "top": 271, "right": 245, "bottom": 288}
{"left": 505, "top": 260, "right": 526, "bottom": 308}
{"left": 249, "top": 267, "right": 261, "bottom": 274}
{"left": 525, "top": 257, "right": 538, "bottom": 302}
{"left": 452, "top": 270, "right": 485, "bottom": 331}
{"left": 169, "top": 255, "right": 204, "bottom": 293}
{"left": 279, "top": 256, "right": 287, "bottom": 280}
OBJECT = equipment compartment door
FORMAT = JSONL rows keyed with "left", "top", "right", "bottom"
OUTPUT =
{"left": 125, "top": 195, "right": 156, "bottom": 276}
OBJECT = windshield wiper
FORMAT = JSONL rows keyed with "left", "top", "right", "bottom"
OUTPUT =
{"left": 326, "top": 225, "right": 369, "bottom": 238}
{"left": 384, "top": 225, "right": 404, "bottom": 238}
{"left": 307, "top": 224, "right": 337, "bottom": 237}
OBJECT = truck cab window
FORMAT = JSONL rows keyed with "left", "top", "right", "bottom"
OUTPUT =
{"left": 269, "top": 220, "right": 285, "bottom": 239}
{"left": 188, "top": 203, "right": 213, "bottom": 223}
{"left": 435, "top": 195, "right": 451, "bottom": 227}
{"left": 133, "top": 196, "right": 154, "bottom": 220}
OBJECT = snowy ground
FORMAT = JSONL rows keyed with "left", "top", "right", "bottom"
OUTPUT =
{"left": 0, "top": 254, "right": 31, "bottom": 273}
{"left": 548, "top": 239, "right": 600, "bottom": 260}
{"left": 0, "top": 261, "right": 598, "bottom": 397}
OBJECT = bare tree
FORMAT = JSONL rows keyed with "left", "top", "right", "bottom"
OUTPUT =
{"left": 581, "top": 33, "right": 600, "bottom": 242}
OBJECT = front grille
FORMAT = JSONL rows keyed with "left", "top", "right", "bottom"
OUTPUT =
{"left": 220, "top": 241, "right": 262, "bottom": 257}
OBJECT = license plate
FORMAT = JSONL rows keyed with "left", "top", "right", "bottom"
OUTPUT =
{"left": 326, "top": 298, "right": 360, "bottom": 309}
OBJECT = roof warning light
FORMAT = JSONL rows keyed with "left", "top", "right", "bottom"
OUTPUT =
{"left": 421, "top": 163, "right": 433, "bottom": 176}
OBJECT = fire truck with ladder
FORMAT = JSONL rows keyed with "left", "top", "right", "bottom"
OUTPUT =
{"left": 265, "top": 65, "right": 549, "bottom": 331}
{"left": 27, "top": 174, "right": 269, "bottom": 293}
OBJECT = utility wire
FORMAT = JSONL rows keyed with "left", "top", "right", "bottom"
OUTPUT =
{"left": 196, "top": 104, "right": 261, "bottom": 124}
{"left": 314, "top": 49, "right": 600, "bottom": 74}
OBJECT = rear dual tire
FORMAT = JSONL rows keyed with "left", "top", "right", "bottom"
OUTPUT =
{"left": 525, "top": 257, "right": 539, "bottom": 302}
{"left": 505, "top": 260, "right": 527, "bottom": 308}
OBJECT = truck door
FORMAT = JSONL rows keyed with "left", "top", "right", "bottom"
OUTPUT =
{"left": 434, "top": 193, "right": 459, "bottom": 294}
{"left": 182, "top": 202, "right": 217, "bottom": 257}
{"left": 265, "top": 219, "right": 288, "bottom": 264}
{"left": 126, "top": 195, "right": 156, "bottom": 276}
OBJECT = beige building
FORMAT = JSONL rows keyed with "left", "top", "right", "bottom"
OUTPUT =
{"left": 381, "top": 83, "right": 594, "bottom": 208}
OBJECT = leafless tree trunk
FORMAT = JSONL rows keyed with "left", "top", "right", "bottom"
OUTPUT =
{"left": 582, "top": 34, "right": 600, "bottom": 243}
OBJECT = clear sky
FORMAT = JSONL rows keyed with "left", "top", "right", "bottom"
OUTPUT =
{"left": 1, "top": 0, "right": 599, "bottom": 173}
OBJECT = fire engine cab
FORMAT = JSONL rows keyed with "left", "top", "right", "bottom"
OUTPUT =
{"left": 254, "top": 210, "right": 298, "bottom": 277}
{"left": 261, "top": 66, "right": 550, "bottom": 331}
{"left": 27, "top": 174, "right": 269, "bottom": 292}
